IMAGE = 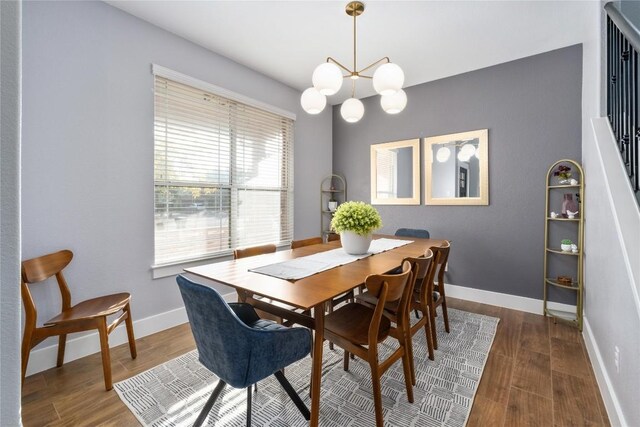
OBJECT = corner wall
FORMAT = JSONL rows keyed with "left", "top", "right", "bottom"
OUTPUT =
{"left": 333, "top": 45, "right": 583, "bottom": 303}
{"left": 0, "top": 1, "right": 22, "bottom": 424}
{"left": 21, "top": 0, "right": 332, "bottom": 374}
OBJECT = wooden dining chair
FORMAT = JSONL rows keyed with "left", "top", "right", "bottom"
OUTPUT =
{"left": 290, "top": 237, "right": 323, "bottom": 249}
{"left": 233, "top": 243, "right": 276, "bottom": 259}
{"left": 327, "top": 233, "right": 341, "bottom": 242}
{"left": 428, "top": 241, "right": 451, "bottom": 349}
{"left": 324, "top": 261, "right": 415, "bottom": 427}
{"left": 21, "top": 249, "right": 136, "bottom": 390}
{"left": 356, "top": 250, "right": 436, "bottom": 383}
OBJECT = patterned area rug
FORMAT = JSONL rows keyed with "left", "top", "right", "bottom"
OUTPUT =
{"left": 115, "top": 308, "right": 498, "bottom": 426}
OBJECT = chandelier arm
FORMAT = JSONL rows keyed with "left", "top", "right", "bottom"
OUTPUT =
{"left": 358, "top": 75, "right": 373, "bottom": 79}
{"left": 327, "top": 57, "right": 353, "bottom": 74}
{"left": 358, "top": 56, "right": 391, "bottom": 74}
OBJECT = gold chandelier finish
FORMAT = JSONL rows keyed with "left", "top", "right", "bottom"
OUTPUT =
{"left": 326, "top": 1, "right": 391, "bottom": 96}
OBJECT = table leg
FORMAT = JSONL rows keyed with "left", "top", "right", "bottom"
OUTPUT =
{"left": 310, "top": 303, "right": 325, "bottom": 427}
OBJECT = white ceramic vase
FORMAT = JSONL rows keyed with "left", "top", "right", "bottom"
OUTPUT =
{"left": 341, "top": 231, "right": 372, "bottom": 255}
{"left": 560, "top": 243, "right": 572, "bottom": 252}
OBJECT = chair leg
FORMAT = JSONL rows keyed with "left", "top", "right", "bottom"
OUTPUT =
{"left": 429, "top": 305, "right": 438, "bottom": 350}
{"left": 423, "top": 310, "right": 435, "bottom": 361}
{"left": 124, "top": 303, "right": 137, "bottom": 359}
{"left": 442, "top": 299, "right": 450, "bottom": 333}
{"left": 193, "top": 379, "right": 226, "bottom": 427}
{"left": 406, "top": 330, "right": 416, "bottom": 386}
{"left": 401, "top": 339, "right": 414, "bottom": 403}
{"left": 56, "top": 334, "right": 67, "bottom": 367}
{"left": 21, "top": 330, "right": 34, "bottom": 385}
{"left": 343, "top": 350, "right": 350, "bottom": 371}
{"left": 369, "top": 363, "right": 384, "bottom": 427}
{"left": 414, "top": 309, "right": 420, "bottom": 319}
{"left": 246, "top": 386, "right": 252, "bottom": 427}
{"left": 97, "top": 319, "right": 113, "bottom": 391}
{"left": 273, "top": 370, "right": 310, "bottom": 420}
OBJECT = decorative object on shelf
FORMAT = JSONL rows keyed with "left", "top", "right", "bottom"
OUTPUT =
{"left": 550, "top": 211, "right": 558, "bottom": 218}
{"left": 321, "top": 174, "right": 347, "bottom": 240}
{"left": 300, "top": 2, "right": 406, "bottom": 122}
{"left": 544, "top": 159, "right": 584, "bottom": 330}
{"left": 330, "top": 201, "right": 382, "bottom": 254}
{"left": 557, "top": 276, "right": 573, "bottom": 285}
{"left": 553, "top": 164, "right": 572, "bottom": 184}
{"left": 561, "top": 193, "right": 578, "bottom": 217}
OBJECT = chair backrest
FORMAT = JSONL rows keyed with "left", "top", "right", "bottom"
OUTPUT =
{"left": 176, "top": 275, "right": 255, "bottom": 388}
{"left": 233, "top": 244, "right": 276, "bottom": 260}
{"left": 411, "top": 249, "right": 437, "bottom": 308}
{"left": 395, "top": 228, "right": 430, "bottom": 239}
{"left": 327, "top": 233, "right": 341, "bottom": 242}
{"left": 21, "top": 250, "right": 74, "bottom": 322}
{"left": 291, "top": 237, "right": 323, "bottom": 249}
{"left": 364, "top": 261, "right": 412, "bottom": 345}
{"left": 432, "top": 241, "right": 451, "bottom": 285}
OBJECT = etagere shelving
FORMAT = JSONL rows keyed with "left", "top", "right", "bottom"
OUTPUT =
{"left": 320, "top": 174, "right": 346, "bottom": 241}
{"left": 543, "top": 159, "right": 584, "bottom": 330}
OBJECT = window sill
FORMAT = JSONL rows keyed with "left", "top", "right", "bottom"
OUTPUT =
{"left": 151, "top": 243, "right": 291, "bottom": 279}
{"left": 151, "top": 252, "right": 234, "bottom": 279}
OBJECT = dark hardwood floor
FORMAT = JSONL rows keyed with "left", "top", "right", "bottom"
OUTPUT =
{"left": 21, "top": 298, "right": 610, "bottom": 426}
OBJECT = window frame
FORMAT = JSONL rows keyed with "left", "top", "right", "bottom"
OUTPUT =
{"left": 151, "top": 65, "right": 296, "bottom": 277}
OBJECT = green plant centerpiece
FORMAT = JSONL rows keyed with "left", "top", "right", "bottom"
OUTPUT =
{"left": 331, "top": 201, "right": 383, "bottom": 254}
{"left": 560, "top": 239, "right": 573, "bottom": 252}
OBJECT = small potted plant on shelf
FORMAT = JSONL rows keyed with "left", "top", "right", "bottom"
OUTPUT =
{"left": 328, "top": 197, "right": 338, "bottom": 212}
{"left": 553, "top": 164, "right": 572, "bottom": 184}
{"left": 560, "top": 239, "right": 573, "bottom": 252}
{"left": 331, "top": 201, "right": 382, "bottom": 255}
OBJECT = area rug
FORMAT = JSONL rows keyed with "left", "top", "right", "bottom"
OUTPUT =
{"left": 115, "top": 308, "right": 499, "bottom": 426}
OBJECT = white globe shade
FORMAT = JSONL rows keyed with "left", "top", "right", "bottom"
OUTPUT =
{"left": 373, "top": 63, "right": 405, "bottom": 96}
{"left": 380, "top": 89, "right": 407, "bottom": 114}
{"left": 457, "top": 150, "right": 472, "bottom": 162}
{"left": 312, "top": 62, "right": 343, "bottom": 95}
{"left": 300, "top": 87, "right": 326, "bottom": 114}
{"left": 436, "top": 146, "right": 451, "bottom": 163}
{"left": 340, "top": 98, "right": 364, "bottom": 123}
{"left": 460, "top": 143, "right": 476, "bottom": 157}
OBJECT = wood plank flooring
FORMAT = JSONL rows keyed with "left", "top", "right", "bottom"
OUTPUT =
{"left": 21, "top": 298, "right": 610, "bottom": 426}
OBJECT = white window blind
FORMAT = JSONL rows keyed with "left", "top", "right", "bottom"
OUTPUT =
{"left": 154, "top": 76, "right": 294, "bottom": 265}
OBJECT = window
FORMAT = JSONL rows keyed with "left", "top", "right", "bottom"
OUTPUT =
{"left": 153, "top": 74, "right": 294, "bottom": 266}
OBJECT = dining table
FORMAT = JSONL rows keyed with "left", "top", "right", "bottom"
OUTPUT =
{"left": 184, "top": 234, "right": 446, "bottom": 427}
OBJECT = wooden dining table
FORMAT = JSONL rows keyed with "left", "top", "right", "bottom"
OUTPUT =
{"left": 184, "top": 235, "right": 446, "bottom": 427}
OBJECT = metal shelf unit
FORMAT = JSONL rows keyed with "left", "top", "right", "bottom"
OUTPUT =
{"left": 543, "top": 159, "right": 585, "bottom": 330}
{"left": 320, "top": 174, "right": 346, "bottom": 241}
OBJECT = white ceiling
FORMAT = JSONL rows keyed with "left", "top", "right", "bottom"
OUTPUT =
{"left": 106, "top": 0, "right": 597, "bottom": 104}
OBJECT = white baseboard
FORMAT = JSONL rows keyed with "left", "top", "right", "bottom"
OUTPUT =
{"left": 445, "top": 283, "right": 576, "bottom": 314}
{"left": 582, "top": 317, "right": 626, "bottom": 427}
{"left": 25, "top": 291, "right": 238, "bottom": 376}
{"left": 26, "top": 284, "right": 568, "bottom": 376}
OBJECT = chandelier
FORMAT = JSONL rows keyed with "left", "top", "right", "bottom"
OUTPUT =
{"left": 300, "top": 1, "right": 406, "bottom": 123}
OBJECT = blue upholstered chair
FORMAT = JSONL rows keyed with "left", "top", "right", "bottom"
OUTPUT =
{"left": 176, "top": 275, "right": 312, "bottom": 427}
{"left": 395, "top": 228, "right": 430, "bottom": 239}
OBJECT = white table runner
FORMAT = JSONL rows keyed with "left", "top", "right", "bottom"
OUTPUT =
{"left": 249, "top": 238, "right": 413, "bottom": 280}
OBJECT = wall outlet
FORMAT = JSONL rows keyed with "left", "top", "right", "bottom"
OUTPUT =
{"left": 614, "top": 345, "right": 620, "bottom": 373}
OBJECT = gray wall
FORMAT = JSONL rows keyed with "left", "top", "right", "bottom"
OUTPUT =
{"left": 0, "top": 1, "right": 22, "bottom": 424}
{"left": 333, "top": 45, "right": 582, "bottom": 302}
{"left": 21, "top": 0, "right": 332, "bottom": 351}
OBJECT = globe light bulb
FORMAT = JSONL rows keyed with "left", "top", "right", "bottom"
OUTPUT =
{"left": 312, "top": 62, "right": 343, "bottom": 96}
{"left": 373, "top": 63, "right": 405, "bottom": 96}
{"left": 300, "top": 87, "right": 326, "bottom": 114}
{"left": 340, "top": 98, "right": 364, "bottom": 123}
{"left": 436, "top": 146, "right": 451, "bottom": 163}
{"left": 380, "top": 89, "right": 407, "bottom": 114}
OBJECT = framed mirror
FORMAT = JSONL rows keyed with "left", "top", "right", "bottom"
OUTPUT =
{"left": 370, "top": 138, "right": 420, "bottom": 205}
{"left": 424, "top": 129, "right": 489, "bottom": 205}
